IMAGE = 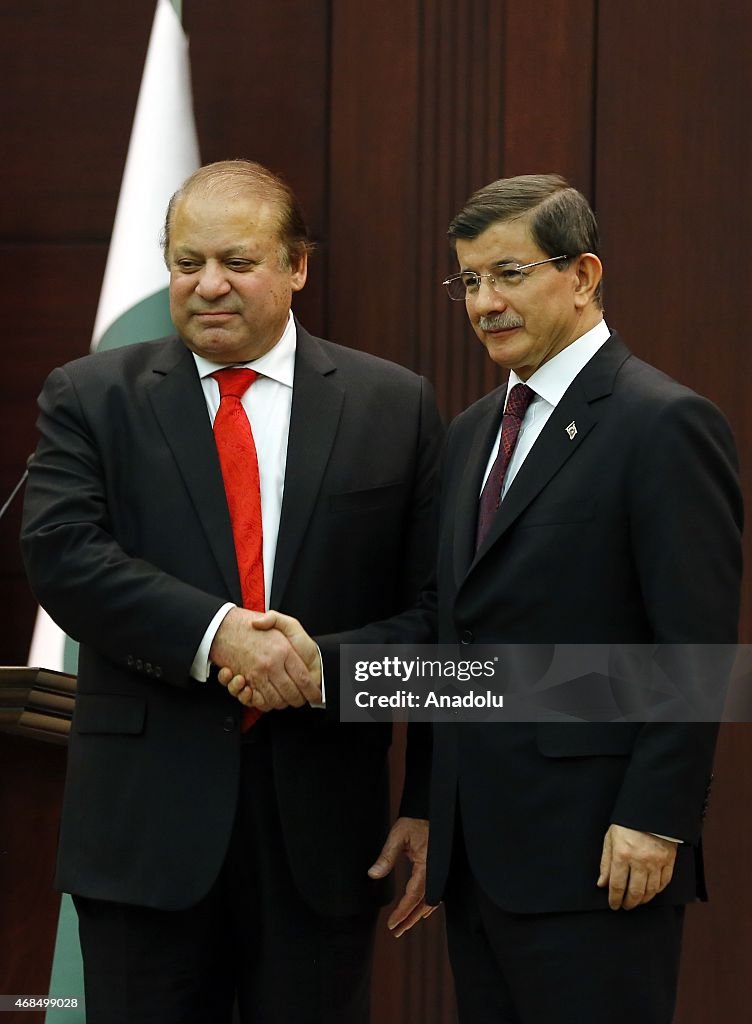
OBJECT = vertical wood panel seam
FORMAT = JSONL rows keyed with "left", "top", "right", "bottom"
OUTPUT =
{"left": 590, "top": 0, "right": 600, "bottom": 209}
{"left": 321, "top": 0, "right": 334, "bottom": 338}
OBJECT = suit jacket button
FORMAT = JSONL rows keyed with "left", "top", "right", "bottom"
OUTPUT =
{"left": 145, "top": 662, "right": 153, "bottom": 675}
{"left": 460, "top": 629, "right": 474, "bottom": 645}
{"left": 223, "top": 716, "right": 236, "bottom": 733}
{"left": 136, "top": 658, "right": 143, "bottom": 671}
{"left": 126, "top": 655, "right": 135, "bottom": 667}
{"left": 154, "top": 666, "right": 163, "bottom": 679}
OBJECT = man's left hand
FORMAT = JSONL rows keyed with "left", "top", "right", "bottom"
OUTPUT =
{"left": 597, "top": 823, "right": 677, "bottom": 910}
{"left": 368, "top": 817, "right": 437, "bottom": 937}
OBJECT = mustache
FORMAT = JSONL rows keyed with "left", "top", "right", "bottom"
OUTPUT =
{"left": 478, "top": 313, "right": 524, "bottom": 331}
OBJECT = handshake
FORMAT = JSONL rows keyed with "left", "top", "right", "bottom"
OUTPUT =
{"left": 209, "top": 607, "right": 322, "bottom": 711}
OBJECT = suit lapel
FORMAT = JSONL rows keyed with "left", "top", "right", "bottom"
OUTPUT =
{"left": 469, "top": 334, "right": 631, "bottom": 569}
{"left": 270, "top": 327, "right": 344, "bottom": 608}
{"left": 472, "top": 386, "right": 595, "bottom": 563}
{"left": 452, "top": 389, "right": 505, "bottom": 586}
{"left": 146, "top": 339, "right": 242, "bottom": 602}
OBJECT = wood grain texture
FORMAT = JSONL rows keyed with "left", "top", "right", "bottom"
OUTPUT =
{"left": 185, "top": 0, "right": 330, "bottom": 334}
{"left": 0, "top": 0, "right": 156, "bottom": 241}
{"left": 596, "top": 4, "right": 752, "bottom": 1019}
{"left": 676, "top": 724, "right": 752, "bottom": 1023}
{"left": 1, "top": 0, "right": 750, "bottom": 1019}
{"left": 0, "top": 736, "right": 67, "bottom": 1022}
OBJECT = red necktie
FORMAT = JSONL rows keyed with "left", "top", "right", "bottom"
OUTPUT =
{"left": 211, "top": 368, "right": 264, "bottom": 729}
{"left": 475, "top": 382, "right": 535, "bottom": 550}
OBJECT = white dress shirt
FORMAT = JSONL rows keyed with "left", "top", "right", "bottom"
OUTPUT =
{"left": 481, "top": 319, "right": 611, "bottom": 497}
{"left": 189, "top": 312, "right": 295, "bottom": 681}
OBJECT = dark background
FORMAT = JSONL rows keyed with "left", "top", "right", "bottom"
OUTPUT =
{"left": 1, "top": 1, "right": 750, "bottom": 1020}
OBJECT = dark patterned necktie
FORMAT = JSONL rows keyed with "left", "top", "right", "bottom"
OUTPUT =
{"left": 475, "top": 382, "right": 535, "bottom": 550}
{"left": 211, "top": 368, "right": 264, "bottom": 730}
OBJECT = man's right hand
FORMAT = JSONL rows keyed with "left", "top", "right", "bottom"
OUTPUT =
{"left": 209, "top": 607, "right": 320, "bottom": 710}
{"left": 253, "top": 610, "right": 321, "bottom": 682}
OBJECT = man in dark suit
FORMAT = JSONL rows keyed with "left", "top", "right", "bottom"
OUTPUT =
{"left": 423, "top": 175, "right": 742, "bottom": 1022}
{"left": 21, "top": 160, "right": 442, "bottom": 1024}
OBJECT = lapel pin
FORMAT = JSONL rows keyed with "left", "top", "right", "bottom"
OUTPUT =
{"left": 565, "top": 421, "right": 577, "bottom": 440}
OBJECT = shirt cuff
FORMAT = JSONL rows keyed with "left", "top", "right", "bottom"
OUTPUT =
{"left": 309, "top": 643, "right": 326, "bottom": 708}
{"left": 650, "top": 833, "right": 682, "bottom": 843}
{"left": 191, "top": 603, "right": 236, "bottom": 681}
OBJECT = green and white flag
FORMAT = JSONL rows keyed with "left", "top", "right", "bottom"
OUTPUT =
{"left": 26, "top": 2, "right": 200, "bottom": 1018}
{"left": 92, "top": 0, "right": 199, "bottom": 354}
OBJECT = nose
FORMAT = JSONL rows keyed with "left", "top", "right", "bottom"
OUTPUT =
{"left": 472, "top": 275, "right": 507, "bottom": 316}
{"left": 195, "top": 260, "right": 231, "bottom": 300}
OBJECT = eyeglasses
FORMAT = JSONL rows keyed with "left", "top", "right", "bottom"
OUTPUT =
{"left": 443, "top": 255, "right": 569, "bottom": 301}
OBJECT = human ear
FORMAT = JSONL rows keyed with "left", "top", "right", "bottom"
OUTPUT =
{"left": 573, "top": 252, "right": 602, "bottom": 308}
{"left": 290, "top": 250, "right": 308, "bottom": 292}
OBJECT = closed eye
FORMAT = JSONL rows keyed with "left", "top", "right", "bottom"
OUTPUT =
{"left": 225, "top": 259, "right": 256, "bottom": 271}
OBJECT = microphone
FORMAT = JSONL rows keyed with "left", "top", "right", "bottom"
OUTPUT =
{"left": 0, "top": 453, "right": 35, "bottom": 522}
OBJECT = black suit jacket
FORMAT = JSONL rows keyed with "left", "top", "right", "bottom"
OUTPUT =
{"left": 21, "top": 324, "right": 443, "bottom": 916}
{"left": 425, "top": 333, "right": 742, "bottom": 913}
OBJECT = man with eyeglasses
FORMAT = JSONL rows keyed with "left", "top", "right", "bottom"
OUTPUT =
{"left": 424, "top": 174, "right": 742, "bottom": 1022}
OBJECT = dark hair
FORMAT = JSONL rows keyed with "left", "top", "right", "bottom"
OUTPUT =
{"left": 449, "top": 174, "right": 602, "bottom": 305}
{"left": 161, "top": 159, "right": 314, "bottom": 269}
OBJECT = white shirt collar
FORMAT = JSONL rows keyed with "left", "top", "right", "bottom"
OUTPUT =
{"left": 507, "top": 318, "right": 610, "bottom": 408}
{"left": 191, "top": 310, "right": 297, "bottom": 387}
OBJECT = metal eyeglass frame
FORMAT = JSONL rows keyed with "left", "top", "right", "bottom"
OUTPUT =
{"left": 443, "top": 254, "right": 569, "bottom": 301}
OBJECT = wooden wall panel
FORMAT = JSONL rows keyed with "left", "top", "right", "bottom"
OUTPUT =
{"left": 329, "top": 1, "right": 597, "bottom": 421}
{"left": 0, "top": 737, "right": 67, "bottom": 1022}
{"left": 328, "top": 0, "right": 421, "bottom": 365}
{"left": 2, "top": 0, "right": 750, "bottom": 1020}
{"left": 185, "top": 0, "right": 330, "bottom": 334}
{"left": 595, "top": 3, "right": 752, "bottom": 1021}
{"left": 504, "top": 0, "right": 596, "bottom": 191}
{"left": 0, "top": 1, "right": 156, "bottom": 241}
{"left": 684, "top": 725, "right": 752, "bottom": 1022}
{"left": 413, "top": 0, "right": 508, "bottom": 418}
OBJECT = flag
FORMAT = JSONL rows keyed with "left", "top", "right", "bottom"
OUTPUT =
{"left": 30, "top": 3, "right": 200, "bottom": 1018}
{"left": 91, "top": 0, "right": 199, "bottom": 354}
